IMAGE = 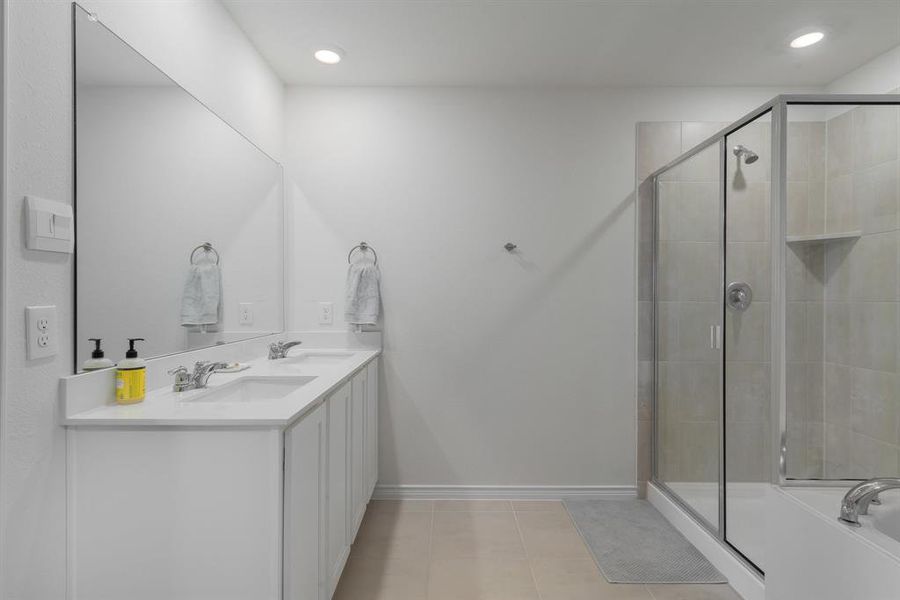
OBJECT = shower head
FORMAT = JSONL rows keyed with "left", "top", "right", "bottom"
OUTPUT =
{"left": 733, "top": 144, "right": 759, "bottom": 164}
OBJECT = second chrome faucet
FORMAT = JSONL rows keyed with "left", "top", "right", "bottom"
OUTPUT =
{"left": 268, "top": 340, "right": 303, "bottom": 360}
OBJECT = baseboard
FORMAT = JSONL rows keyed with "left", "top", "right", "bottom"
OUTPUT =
{"left": 648, "top": 482, "right": 765, "bottom": 600}
{"left": 372, "top": 484, "right": 637, "bottom": 500}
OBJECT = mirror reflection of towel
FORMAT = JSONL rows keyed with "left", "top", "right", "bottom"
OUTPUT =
{"left": 181, "top": 262, "right": 222, "bottom": 328}
{"left": 345, "top": 262, "right": 380, "bottom": 325}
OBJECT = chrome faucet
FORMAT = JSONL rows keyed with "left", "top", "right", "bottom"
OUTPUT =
{"left": 268, "top": 340, "right": 303, "bottom": 360}
{"left": 168, "top": 361, "right": 229, "bottom": 392}
{"left": 839, "top": 478, "right": 900, "bottom": 526}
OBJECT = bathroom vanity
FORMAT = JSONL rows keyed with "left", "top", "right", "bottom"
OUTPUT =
{"left": 62, "top": 347, "right": 379, "bottom": 600}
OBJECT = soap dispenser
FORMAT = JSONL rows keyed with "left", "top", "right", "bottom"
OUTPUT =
{"left": 83, "top": 338, "right": 114, "bottom": 371}
{"left": 115, "top": 338, "right": 146, "bottom": 405}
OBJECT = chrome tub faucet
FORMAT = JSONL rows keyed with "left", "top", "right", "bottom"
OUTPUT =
{"left": 839, "top": 478, "right": 900, "bottom": 526}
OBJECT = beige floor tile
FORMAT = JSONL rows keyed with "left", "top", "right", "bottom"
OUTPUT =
{"left": 435, "top": 499, "right": 513, "bottom": 511}
{"left": 531, "top": 558, "right": 653, "bottom": 599}
{"left": 353, "top": 510, "right": 432, "bottom": 559}
{"left": 432, "top": 511, "right": 526, "bottom": 559}
{"left": 428, "top": 558, "right": 539, "bottom": 600}
{"left": 369, "top": 499, "right": 435, "bottom": 513}
{"left": 516, "top": 511, "right": 592, "bottom": 559}
{"left": 334, "top": 554, "right": 429, "bottom": 600}
{"left": 511, "top": 500, "right": 566, "bottom": 513}
{"left": 645, "top": 584, "right": 742, "bottom": 600}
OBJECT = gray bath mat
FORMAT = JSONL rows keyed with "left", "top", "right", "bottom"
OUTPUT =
{"left": 563, "top": 498, "right": 727, "bottom": 584}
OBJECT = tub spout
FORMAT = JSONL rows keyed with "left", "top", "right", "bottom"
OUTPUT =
{"left": 840, "top": 478, "right": 900, "bottom": 526}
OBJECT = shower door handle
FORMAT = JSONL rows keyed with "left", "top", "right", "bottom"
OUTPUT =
{"left": 709, "top": 325, "right": 721, "bottom": 350}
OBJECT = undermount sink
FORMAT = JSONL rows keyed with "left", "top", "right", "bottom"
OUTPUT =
{"left": 280, "top": 351, "right": 356, "bottom": 366}
{"left": 187, "top": 376, "right": 316, "bottom": 403}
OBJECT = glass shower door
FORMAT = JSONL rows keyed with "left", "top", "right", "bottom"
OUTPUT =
{"left": 724, "top": 113, "right": 772, "bottom": 572}
{"left": 655, "top": 141, "right": 724, "bottom": 531}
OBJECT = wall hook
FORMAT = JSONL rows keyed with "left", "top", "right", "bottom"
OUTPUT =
{"left": 504, "top": 243, "right": 518, "bottom": 252}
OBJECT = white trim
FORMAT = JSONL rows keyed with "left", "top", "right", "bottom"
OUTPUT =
{"left": 373, "top": 484, "right": 636, "bottom": 500}
{"left": 0, "top": 0, "right": 8, "bottom": 592}
{"left": 648, "top": 482, "right": 764, "bottom": 600}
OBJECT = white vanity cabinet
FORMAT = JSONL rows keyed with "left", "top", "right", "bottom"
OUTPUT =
{"left": 350, "top": 368, "right": 368, "bottom": 539}
{"left": 67, "top": 357, "right": 380, "bottom": 600}
{"left": 284, "top": 402, "right": 327, "bottom": 600}
{"left": 326, "top": 381, "right": 351, "bottom": 595}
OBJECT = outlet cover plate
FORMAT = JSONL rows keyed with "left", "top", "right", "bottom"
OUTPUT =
{"left": 239, "top": 302, "right": 254, "bottom": 325}
{"left": 26, "top": 305, "right": 58, "bottom": 359}
{"left": 318, "top": 302, "right": 334, "bottom": 325}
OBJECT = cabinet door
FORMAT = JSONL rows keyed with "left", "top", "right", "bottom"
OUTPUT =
{"left": 350, "top": 370, "right": 367, "bottom": 539}
{"left": 327, "top": 383, "right": 351, "bottom": 596}
{"left": 365, "top": 359, "right": 379, "bottom": 497}
{"left": 284, "top": 403, "right": 326, "bottom": 600}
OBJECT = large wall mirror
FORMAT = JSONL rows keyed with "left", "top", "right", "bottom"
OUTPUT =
{"left": 74, "top": 5, "right": 284, "bottom": 372}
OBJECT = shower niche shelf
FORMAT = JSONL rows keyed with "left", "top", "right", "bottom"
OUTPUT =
{"left": 785, "top": 230, "right": 861, "bottom": 244}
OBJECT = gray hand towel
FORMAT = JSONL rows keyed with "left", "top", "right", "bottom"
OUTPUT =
{"left": 345, "top": 262, "right": 381, "bottom": 325}
{"left": 181, "top": 262, "right": 222, "bottom": 327}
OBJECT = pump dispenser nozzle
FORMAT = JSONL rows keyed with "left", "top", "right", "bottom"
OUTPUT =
{"left": 89, "top": 338, "right": 105, "bottom": 359}
{"left": 125, "top": 338, "right": 145, "bottom": 359}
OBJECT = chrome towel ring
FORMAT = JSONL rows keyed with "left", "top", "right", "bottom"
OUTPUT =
{"left": 190, "top": 242, "right": 220, "bottom": 265}
{"left": 348, "top": 241, "right": 377, "bottom": 265}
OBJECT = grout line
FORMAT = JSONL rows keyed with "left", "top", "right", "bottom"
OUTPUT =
{"left": 511, "top": 507, "right": 545, "bottom": 600}
{"left": 424, "top": 500, "right": 435, "bottom": 600}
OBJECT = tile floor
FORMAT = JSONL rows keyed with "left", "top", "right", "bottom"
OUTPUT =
{"left": 334, "top": 499, "right": 743, "bottom": 600}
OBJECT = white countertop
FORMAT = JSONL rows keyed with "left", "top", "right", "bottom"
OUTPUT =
{"left": 62, "top": 348, "right": 380, "bottom": 428}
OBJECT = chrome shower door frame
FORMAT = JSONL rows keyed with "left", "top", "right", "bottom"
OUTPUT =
{"left": 648, "top": 93, "right": 900, "bottom": 578}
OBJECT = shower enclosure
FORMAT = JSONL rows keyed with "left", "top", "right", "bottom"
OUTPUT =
{"left": 642, "top": 94, "right": 900, "bottom": 575}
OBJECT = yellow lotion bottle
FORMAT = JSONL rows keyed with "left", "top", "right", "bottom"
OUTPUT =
{"left": 116, "top": 338, "right": 146, "bottom": 404}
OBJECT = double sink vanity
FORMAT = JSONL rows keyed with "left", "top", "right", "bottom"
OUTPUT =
{"left": 66, "top": 8, "right": 381, "bottom": 599}
{"left": 61, "top": 340, "right": 380, "bottom": 600}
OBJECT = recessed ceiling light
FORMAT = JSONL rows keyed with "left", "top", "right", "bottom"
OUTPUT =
{"left": 314, "top": 47, "right": 344, "bottom": 65}
{"left": 790, "top": 31, "right": 825, "bottom": 49}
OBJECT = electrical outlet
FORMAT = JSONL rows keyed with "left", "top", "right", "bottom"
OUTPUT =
{"left": 26, "top": 305, "right": 58, "bottom": 359}
{"left": 318, "top": 302, "right": 334, "bottom": 325}
{"left": 239, "top": 302, "right": 254, "bottom": 325}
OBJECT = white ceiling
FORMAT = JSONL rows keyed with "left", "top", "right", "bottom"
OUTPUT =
{"left": 223, "top": 0, "right": 900, "bottom": 87}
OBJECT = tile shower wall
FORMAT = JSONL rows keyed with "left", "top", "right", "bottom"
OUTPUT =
{"left": 816, "top": 101, "right": 900, "bottom": 479}
{"left": 637, "top": 121, "right": 773, "bottom": 494}
{"left": 784, "top": 122, "right": 828, "bottom": 479}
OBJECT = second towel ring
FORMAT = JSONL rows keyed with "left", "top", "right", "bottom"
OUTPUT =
{"left": 348, "top": 241, "right": 377, "bottom": 265}
{"left": 190, "top": 242, "right": 220, "bottom": 265}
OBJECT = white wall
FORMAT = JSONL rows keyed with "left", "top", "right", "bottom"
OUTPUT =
{"left": 76, "top": 86, "right": 283, "bottom": 364}
{"left": 827, "top": 44, "right": 900, "bottom": 94}
{"left": 284, "top": 85, "right": 816, "bottom": 490}
{"left": 0, "top": 2, "right": 283, "bottom": 598}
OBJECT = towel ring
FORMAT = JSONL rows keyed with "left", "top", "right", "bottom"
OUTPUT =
{"left": 348, "top": 241, "right": 377, "bottom": 265}
{"left": 190, "top": 242, "right": 220, "bottom": 265}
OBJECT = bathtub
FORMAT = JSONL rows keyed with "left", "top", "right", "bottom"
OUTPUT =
{"left": 766, "top": 486, "right": 900, "bottom": 600}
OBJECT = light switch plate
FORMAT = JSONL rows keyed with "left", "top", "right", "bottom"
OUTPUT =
{"left": 25, "top": 196, "right": 74, "bottom": 253}
{"left": 25, "top": 305, "right": 58, "bottom": 360}
{"left": 318, "top": 302, "right": 334, "bottom": 325}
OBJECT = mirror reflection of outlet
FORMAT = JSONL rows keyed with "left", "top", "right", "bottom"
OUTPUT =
{"left": 318, "top": 302, "right": 334, "bottom": 325}
{"left": 26, "top": 305, "right": 58, "bottom": 359}
{"left": 239, "top": 302, "right": 253, "bottom": 325}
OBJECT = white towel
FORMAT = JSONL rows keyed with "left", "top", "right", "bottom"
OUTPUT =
{"left": 181, "top": 261, "right": 222, "bottom": 328}
{"left": 345, "top": 262, "right": 381, "bottom": 326}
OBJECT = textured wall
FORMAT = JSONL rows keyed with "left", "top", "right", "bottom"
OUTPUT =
{"left": 1, "top": 2, "right": 283, "bottom": 597}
